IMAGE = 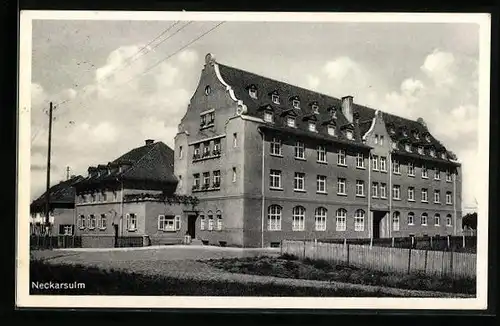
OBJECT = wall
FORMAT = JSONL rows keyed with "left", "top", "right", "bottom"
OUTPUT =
{"left": 145, "top": 201, "right": 186, "bottom": 245}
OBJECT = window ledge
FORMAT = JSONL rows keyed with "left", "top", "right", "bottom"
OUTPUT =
{"left": 316, "top": 191, "right": 328, "bottom": 195}
{"left": 294, "top": 189, "right": 306, "bottom": 193}
{"left": 337, "top": 163, "right": 347, "bottom": 167}
{"left": 356, "top": 166, "right": 366, "bottom": 170}
{"left": 393, "top": 172, "right": 401, "bottom": 175}
{"left": 193, "top": 154, "right": 222, "bottom": 162}
{"left": 270, "top": 187, "right": 284, "bottom": 191}
{"left": 128, "top": 229, "right": 137, "bottom": 232}
{"left": 270, "top": 153, "right": 283, "bottom": 158}
{"left": 422, "top": 176, "right": 429, "bottom": 179}
{"left": 372, "top": 169, "right": 379, "bottom": 172}
{"left": 393, "top": 198, "right": 401, "bottom": 201}
{"left": 98, "top": 227, "right": 107, "bottom": 231}
{"left": 317, "top": 160, "right": 328, "bottom": 164}
{"left": 408, "top": 223, "right": 415, "bottom": 226}
{"left": 372, "top": 196, "right": 378, "bottom": 198}
{"left": 380, "top": 170, "right": 388, "bottom": 173}
{"left": 408, "top": 199, "right": 415, "bottom": 202}
{"left": 408, "top": 174, "right": 415, "bottom": 177}
{"left": 200, "top": 124, "right": 215, "bottom": 130}
{"left": 422, "top": 200, "right": 429, "bottom": 203}
{"left": 337, "top": 193, "right": 347, "bottom": 196}
{"left": 294, "top": 157, "right": 306, "bottom": 161}
{"left": 446, "top": 203, "right": 453, "bottom": 205}
{"left": 356, "top": 195, "right": 366, "bottom": 198}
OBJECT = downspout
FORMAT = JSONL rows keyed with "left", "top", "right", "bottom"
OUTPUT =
{"left": 368, "top": 151, "right": 372, "bottom": 246}
{"left": 120, "top": 180, "right": 124, "bottom": 238}
{"left": 258, "top": 128, "right": 265, "bottom": 248}
{"left": 453, "top": 167, "right": 457, "bottom": 235}
{"left": 73, "top": 190, "right": 77, "bottom": 238}
{"left": 388, "top": 153, "right": 392, "bottom": 238}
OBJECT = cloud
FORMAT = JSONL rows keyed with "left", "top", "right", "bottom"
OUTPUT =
{"left": 30, "top": 45, "right": 200, "bottom": 200}
{"left": 420, "top": 49, "right": 456, "bottom": 86}
{"left": 306, "top": 75, "right": 320, "bottom": 90}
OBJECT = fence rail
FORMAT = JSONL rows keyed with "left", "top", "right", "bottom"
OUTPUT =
{"left": 281, "top": 240, "right": 476, "bottom": 279}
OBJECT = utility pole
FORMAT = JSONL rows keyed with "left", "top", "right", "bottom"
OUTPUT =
{"left": 66, "top": 166, "right": 70, "bottom": 180}
{"left": 45, "top": 102, "right": 53, "bottom": 236}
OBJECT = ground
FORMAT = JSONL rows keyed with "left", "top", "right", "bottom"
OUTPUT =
{"left": 29, "top": 245, "right": 474, "bottom": 297}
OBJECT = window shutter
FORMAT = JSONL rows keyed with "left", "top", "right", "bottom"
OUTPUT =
{"left": 175, "top": 215, "right": 181, "bottom": 230}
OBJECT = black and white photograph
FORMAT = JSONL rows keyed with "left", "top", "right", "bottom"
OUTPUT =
{"left": 16, "top": 11, "right": 491, "bottom": 309}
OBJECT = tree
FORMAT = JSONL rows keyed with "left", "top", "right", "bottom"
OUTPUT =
{"left": 462, "top": 212, "right": 477, "bottom": 229}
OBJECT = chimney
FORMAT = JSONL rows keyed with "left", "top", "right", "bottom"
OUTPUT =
{"left": 341, "top": 96, "right": 354, "bottom": 123}
{"left": 145, "top": 139, "right": 154, "bottom": 146}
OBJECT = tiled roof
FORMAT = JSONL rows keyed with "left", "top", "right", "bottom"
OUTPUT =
{"left": 30, "top": 175, "right": 85, "bottom": 212}
{"left": 76, "top": 141, "right": 178, "bottom": 190}
{"left": 215, "top": 61, "right": 456, "bottom": 162}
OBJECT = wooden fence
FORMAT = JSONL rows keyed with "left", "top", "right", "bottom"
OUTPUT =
{"left": 281, "top": 240, "right": 476, "bottom": 279}
{"left": 30, "top": 235, "right": 82, "bottom": 249}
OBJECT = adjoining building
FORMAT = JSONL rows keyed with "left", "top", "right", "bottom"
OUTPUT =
{"left": 174, "top": 53, "right": 462, "bottom": 248}
{"left": 30, "top": 175, "right": 84, "bottom": 236}
{"left": 74, "top": 140, "right": 199, "bottom": 248}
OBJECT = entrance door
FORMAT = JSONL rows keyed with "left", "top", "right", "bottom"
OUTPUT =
{"left": 187, "top": 215, "right": 197, "bottom": 239}
{"left": 113, "top": 224, "right": 119, "bottom": 247}
{"left": 372, "top": 211, "right": 387, "bottom": 239}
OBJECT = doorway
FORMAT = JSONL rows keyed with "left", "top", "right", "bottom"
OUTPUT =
{"left": 372, "top": 211, "right": 387, "bottom": 239}
{"left": 187, "top": 215, "right": 197, "bottom": 239}
{"left": 113, "top": 224, "right": 119, "bottom": 247}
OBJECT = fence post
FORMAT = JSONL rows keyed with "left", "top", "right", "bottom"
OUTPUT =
{"left": 411, "top": 236, "right": 415, "bottom": 249}
{"left": 346, "top": 243, "right": 350, "bottom": 266}
{"left": 450, "top": 248, "right": 454, "bottom": 277}
{"left": 430, "top": 236, "right": 433, "bottom": 249}
{"left": 424, "top": 249, "right": 428, "bottom": 274}
{"left": 303, "top": 240, "right": 306, "bottom": 259}
{"left": 391, "top": 237, "right": 395, "bottom": 247}
{"left": 447, "top": 235, "right": 451, "bottom": 249}
{"left": 462, "top": 234, "right": 465, "bottom": 248}
{"left": 407, "top": 247, "right": 412, "bottom": 274}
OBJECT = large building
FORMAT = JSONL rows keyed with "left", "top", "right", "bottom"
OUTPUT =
{"left": 74, "top": 140, "right": 199, "bottom": 248}
{"left": 174, "top": 53, "right": 462, "bottom": 248}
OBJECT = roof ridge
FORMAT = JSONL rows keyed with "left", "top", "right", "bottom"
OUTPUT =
{"left": 120, "top": 142, "right": 161, "bottom": 179}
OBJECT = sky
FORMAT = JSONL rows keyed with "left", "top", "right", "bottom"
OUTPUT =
{"left": 29, "top": 18, "right": 481, "bottom": 212}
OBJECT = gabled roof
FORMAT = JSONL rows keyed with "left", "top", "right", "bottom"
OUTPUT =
{"left": 30, "top": 175, "right": 85, "bottom": 212}
{"left": 214, "top": 60, "right": 455, "bottom": 162}
{"left": 76, "top": 141, "right": 178, "bottom": 190}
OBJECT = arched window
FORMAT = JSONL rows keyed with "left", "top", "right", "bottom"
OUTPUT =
{"left": 199, "top": 213, "right": 205, "bottom": 230}
{"left": 354, "top": 209, "right": 365, "bottom": 231}
{"left": 292, "top": 206, "right": 305, "bottom": 231}
{"left": 446, "top": 214, "right": 452, "bottom": 227}
{"left": 99, "top": 214, "right": 107, "bottom": 230}
{"left": 267, "top": 205, "right": 282, "bottom": 231}
{"left": 407, "top": 212, "right": 415, "bottom": 225}
{"left": 216, "top": 210, "right": 222, "bottom": 231}
{"left": 207, "top": 210, "right": 214, "bottom": 231}
{"left": 336, "top": 208, "right": 347, "bottom": 231}
{"left": 78, "top": 215, "right": 86, "bottom": 229}
{"left": 392, "top": 211, "right": 400, "bottom": 231}
{"left": 89, "top": 214, "right": 97, "bottom": 230}
{"left": 421, "top": 213, "right": 428, "bottom": 226}
{"left": 434, "top": 213, "right": 440, "bottom": 226}
{"left": 315, "top": 207, "right": 327, "bottom": 231}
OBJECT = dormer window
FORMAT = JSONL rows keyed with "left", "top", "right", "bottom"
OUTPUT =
{"left": 312, "top": 104, "right": 319, "bottom": 114}
{"left": 441, "top": 152, "right": 447, "bottom": 160}
{"left": 413, "top": 131, "right": 419, "bottom": 140}
{"left": 402, "top": 129, "right": 408, "bottom": 137}
{"left": 332, "top": 110, "right": 337, "bottom": 119}
{"left": 309, "top": 122, "right": 317, "bottom": 132}
{"left": 287, "top": 116, "right": 296, "bottom": 128}
{"left": 271, "top": 94, "right": 280, "bottom": 104}
{"left": 264, "top": 111, "right": 273, "bottom": 123}
{"left": 391, "top": 141, "right": 398, "bottom": 149}
{"left": 292, "top": 99, "right": 300, "bottom": 109}
{"left": 418, "top": 146, "right": 424, "bottom": 154}
{"left": 204, "top": 85, "right": 211, "bottom": 96}
{"left": 328, "top": 125, "right": 336, "bottom": 136}
{"left": 388, "top": 126, "right": 395, "bottom": 134}
{"left": 425, "top": 134, "right": 432, "bottom": 142}
{"left": 405, "top": 144, "right": 411, "bottom": 152}
{"left": 346, "top": 130, "right": 353, "bottom": 140}
{"left": 429, "top": 149, "right": 436, "bottom": 157}
{"left": 249, "top": 88, "right": 257, "bottom": 99}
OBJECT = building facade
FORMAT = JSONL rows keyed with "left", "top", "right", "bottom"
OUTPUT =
{"left": 174, "top": 53, "right": 462, "bottom": 248}
{"left": 74, "top": 140, "right": 199, "bottom": 248}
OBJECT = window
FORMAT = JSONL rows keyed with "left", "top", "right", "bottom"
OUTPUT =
{"left": 315, "top": 207, "right": 327, "bottom": 231}
{"left": 372, "top": 182, "right": 378, "bottom": 198}
{"left": 179, "top": 146, "right": 183, "bottom": 159}
{"left": 356, "top": 153, "right": 365, "bottom": 168}
{"left": 294, "top": 172, "right": 305, "bottom": 191}
{"left": 200, "top": 214, "right": 205, "bottom": 230}
{"left": 421, "top": 213, "right": 428, "bottom": 226}
{"left": 430, "top": 149, "right": 436, "bottom": 157}
{"left": 337, "top": 178, "right": 346, "bottom": 195}
{"left": 88, "top": 214, "right": 96, "bottom": 229}
{"left": 380, "top": 183, "right": 387, "bottom": 198}
{"left": 203, "top": 172, "right": 210, "bottom": 189}
{"left": 337, "top": 149, "right": 346, "bottom": 166}
{"left": 421, "top": 165, "right": 428, "bottom": 178}
{"left": 380, "top": 135, "right": 384, "bottom": 145}
{"left": 216, "top": 211, "right": 222, "bottom": 231}
{"left": 405, "top": 144, "right": 411, "bottom": 152}
{"left": 287, "top": 117, "right": 296, "bottom": 127}
{"left": 99, "top": 214, "right": 107, "bottom": 230}
{"left": 270, "top": 170, "right": 282, "bottom": 189}
{"left": 203, "top": 142, "right": 210, "bottom": 157}
{"left": 317, "top": 175, "right": 327, "bottom": 193}
{"left": 446, "top": 170, "right": 453, "bottom": 182}
{"left": 233, "top": 133, "right": 238, "bottom": 147}
{"left": 392, "top": 212, "right": 400, "bottom": 231}
{"left": 158, "top": 215, "right": 176, "bottom": 231}
{"left": 434, "top": 214, "right": 440, "bottom": 226}
{"left": 446, "top": 191, "right": 452, "bottom": 204}
{"left": 327, "top": 125, "right": 336, "bottom": 136}
{"left": 392, "top": 160, "right": 400, "bottom": 174}
{"left": 418, "top": 146, "right": 424, "bottom": 154}
{"left": 446, "top": 214, "right": 452, "bottom": 227}
{"left": 78, "top": 215, "right": 85, "bottom": 229}
{"left": 356, "top": 180, "right": 365, "bottom": 197}
{"left": 175, "top": 215, "right": 181, "bottom": 230}
{"left": 393, "top": 185, "right": 401, "bottom": 200}
{"left": 126, "top": 213, "right": 137, "bottom": 231}
{"left": 213, "top": 139, "right": 221, "bottom": 155}
{"left": 249, "top": 88, "right": 257, "bottom": 99}
{"left": 264, "top": 111, "right": 273, "bottom": 123}
{"left": 193, "top": 173, "right": 200, "bottom": 190}
{"left": 102, "top": 192, "right": 107, "bottom": 202}
{"left": 408, "top": 162, "right": 415, "bottom": 176}
{"left": 193, "top": 144, "right": 201, "bottom": 159}
{"left": 208, "top": 212, "right": 214, "bottom": 231}
{"left": 392, "top": 141, "right": 398, "bottom": 149}
{"left": 408, "top": 212, "right": 415, "bottom": 225}
{"left": 372, "top": 155, "right": 378, "bottom": 170}
{"left": 312, "top": 104, "right": 319, "bottom": 114}
{"left": 232, "top": 167, "right": 237, "bottom": 182}
{"left": 355, "top": 209, "right": 365, "bottom": 231}
{"left": 414, "top": 131, "right": 419, "bottom": 140}
{"left": 421, "top": 188, "right": 428, "bottom": 202}
{"left": 205, "top": 85, "right": 211, "bottom": 95}
{"left": 309, "top": 122, "right": 317, "bottom": 132}
{"left": 268, "top": 205, "right": 282, "bottom": 231}
{"left": 380, "top": 156, "right": 387, "bottom": 172}
{"left": 178, "top": 175, "right": 183, "bottom": 189}
{"left": 317, "top": 145, "right": 327, "bottom": 163}
{"left": 336, "top": 209, "right": 347, "bottom": 231}
{"left": 292, "top": 99, "right": 300, "bottom": 109}
{"left": 60, "top": 225, "right": 73, "bottom": 235}
{"left": 213, "top": 170, "right": 221, "bottom": 188}
{"left": 113, "top": 191, "right": 117, "bottom": 201}
{"left": 374, "top": 135, "right": 379, "bottom": 145}
{"left": 292, "top": 206, "right": 305, "bottom": 231}
{"left": 408, "top": 187, "right": 415, "bottom": 201}
{"left": 346, "top": 130, "right": 354, "bottom": 140}
{"left": 295, "top": 141, "right": 305, "bottom": 159}
{"left": 434, "top": 190, "right": 440, "bottom": 203}
{"left": 270, "top": 137, "right": 282, "bottom": 156}
{"left": 272, "top": 94, "right": 280, "bottom": 104}
{"left": 331, "top": 110, "right": 337, "bottom": 119}
{"left": 434, "top": 168, "right": 440, "bottom": 180}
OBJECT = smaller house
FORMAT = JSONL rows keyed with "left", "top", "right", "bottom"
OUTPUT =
{"left": 30, "top": 175, "right": 84, "bottom": 236}
{"left": 74, "top": 139, "right": 199, "bottom": 248}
